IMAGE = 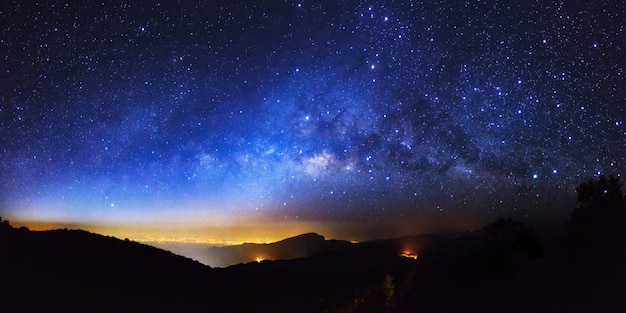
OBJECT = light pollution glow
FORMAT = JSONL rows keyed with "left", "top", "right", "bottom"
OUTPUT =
{"left": 10, "top": 213, "right": 483, "bottom": 246}
{"left": 2, "top": 0, "right": 623, "bottom": 260}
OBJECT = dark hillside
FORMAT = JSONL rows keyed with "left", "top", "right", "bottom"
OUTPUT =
{"left": 204, "top": 232, "right": 352, "bottom": 267}
{"left": 3, "top": 201, "right": 626, "bottom": 313}
{"left": 0, "top": 222, "right": 211, "bottom": 312}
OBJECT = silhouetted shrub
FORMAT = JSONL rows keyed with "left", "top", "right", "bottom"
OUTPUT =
{"left": 477, "top": 217, "right": 544, "bottom": 281}
{"left": 0, "top": 217, "right": 10, "bottom": 230}
{"left": 483, "top": 217, "right": 536, "bottom": 242}
{"left": 382, "top": 273, "right": 394, "bottom": 306}
{"left": 570, "top": 175, "right": 626, "bottom": 248}
{"left": 575, "top": 174, "right": 623, "bottom": 207}
{"left": 512, "top": 236, "right": 544, "bottom": 260}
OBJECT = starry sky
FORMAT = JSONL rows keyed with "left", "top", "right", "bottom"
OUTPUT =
{"left": 1, "top": 0, "right": 625, "bottom": 243}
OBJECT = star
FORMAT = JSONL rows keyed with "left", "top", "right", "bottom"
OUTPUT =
{"left": 0, "top": 0, "right": 624, "bottom": 244}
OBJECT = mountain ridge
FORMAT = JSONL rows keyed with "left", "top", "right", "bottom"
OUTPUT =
{"left": 204, "top": 231, "right": 353, "bottom": 267}
{"left": 0, "top": 222, "right": 211, "bottom": 312}
{"left": 3, "top": 217, "right": 626, "bottom": 313}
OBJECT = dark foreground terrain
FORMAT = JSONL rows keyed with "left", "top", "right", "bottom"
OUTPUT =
{"left": 2, "top": 215, "right": 626, "bottom": 313}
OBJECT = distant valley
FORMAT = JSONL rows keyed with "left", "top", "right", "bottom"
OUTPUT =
{"left": 3, "top": 215, "right": 626, "bottom": 312}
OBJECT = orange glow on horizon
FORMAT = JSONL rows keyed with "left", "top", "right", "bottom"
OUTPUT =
{"left": 10, "top": 218, "right": 343, "bottom": 246}
{"left": 400, "top": 250, "right": 419, "bottom": 259}
{"left": 9, "top": 213, "right": 481, "bottom": 247}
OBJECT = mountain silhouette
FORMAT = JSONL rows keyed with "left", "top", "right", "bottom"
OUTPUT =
{"left": 203, "top": 232, "right": 352, "bottom": 267}
{"left": 0, "top": 224, "right": 210, "bottom": 312}
{"left": 2, "top": 217, "right": 626, "bottom": 313}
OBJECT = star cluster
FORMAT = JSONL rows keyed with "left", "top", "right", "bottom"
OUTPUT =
{"left": 1, "top": 1, "right": 625, "bottom": 237}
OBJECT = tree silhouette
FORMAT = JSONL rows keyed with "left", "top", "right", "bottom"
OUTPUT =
{"left": 575, "top": 174, "right": 623, "bottom": 207}
{"left": 482, "top": 217, "right": 536, "bottom": 242}
{"left": 570, "top": 175, "right": 626, "bottom": 245}
{"left": 0, "top": 216, "right": 10, "bottom": 229}
{"left": 382, "top": 274, "right": 394, "bottom": 307}
{"left": 480, "top": 218, "right": 543, "bottom": 277}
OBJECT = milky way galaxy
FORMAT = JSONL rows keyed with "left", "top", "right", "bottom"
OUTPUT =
{"left": 1, "top": 0, "right": 625, "bottom": 242}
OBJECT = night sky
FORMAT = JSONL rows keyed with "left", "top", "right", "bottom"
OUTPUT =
{"left": 1, "top": 1, "right": 625, "bottom": 243}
